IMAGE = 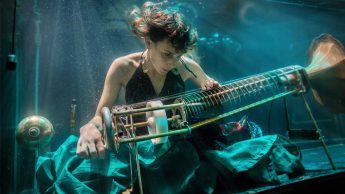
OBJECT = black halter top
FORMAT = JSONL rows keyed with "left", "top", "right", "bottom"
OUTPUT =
{"left": 125, "top": 64, "right": 185, "bottom": 104}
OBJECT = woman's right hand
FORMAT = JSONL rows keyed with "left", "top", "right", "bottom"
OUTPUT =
{"left": 76, "top": 122, "right": 106, "bottom": 159}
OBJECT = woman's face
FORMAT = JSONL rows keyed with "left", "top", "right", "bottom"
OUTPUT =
{"left": 148, "top": 39, "right": 184, "bottom": 75}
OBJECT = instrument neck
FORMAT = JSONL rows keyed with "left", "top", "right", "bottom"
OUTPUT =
{"left": 182, "top": 65, "right": 308, "bottom": 118}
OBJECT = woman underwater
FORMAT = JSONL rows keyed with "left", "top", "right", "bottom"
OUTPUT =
{"left": 76, "top": 1, "right": 219, "bottom": 161}
{"left": 36, "top": 2, "right": 222, "bottom": 193}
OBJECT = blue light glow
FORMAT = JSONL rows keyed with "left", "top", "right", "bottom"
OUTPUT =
{"left": 213, "top": 32, "right": 220, "bottom": 38}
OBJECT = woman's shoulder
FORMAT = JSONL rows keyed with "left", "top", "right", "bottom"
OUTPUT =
{"left": 108, "top": 52, "right": 142, "bottom": 73}
{"left": 108, "top": 52, "right": 142, "bottom": 85}
{"left": 112, "top": 52, "right": 142, "bottom": 68}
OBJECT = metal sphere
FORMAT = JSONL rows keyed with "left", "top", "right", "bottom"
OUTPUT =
{"left": 16, "top": 115, "right": 54, "bottom": 150}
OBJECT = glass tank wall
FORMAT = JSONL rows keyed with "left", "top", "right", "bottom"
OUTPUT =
{"left": 1, "top": 0, "right": 345, "bottom": 193}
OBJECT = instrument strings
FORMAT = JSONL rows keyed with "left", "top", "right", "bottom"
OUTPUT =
{"left": 125, "top": 66, "right": 305, "bottom": 113}
{"left": 182, "top": 66, "right": 305, "bottom": 117}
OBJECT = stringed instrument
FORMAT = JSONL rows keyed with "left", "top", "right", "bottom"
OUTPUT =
{"left": 100, "top": 33, "right": 345, "bottom": 151}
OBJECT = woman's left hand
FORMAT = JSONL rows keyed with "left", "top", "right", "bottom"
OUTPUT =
{"left": 201, "top": 79, "right": 220, "bottom": 90}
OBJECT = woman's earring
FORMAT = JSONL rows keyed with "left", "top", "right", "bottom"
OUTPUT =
{"left": 143, "top": 62, "right": 150, "bottom": 73}
{"left": 142, "top": 50, "right": 151, "bottom": 73}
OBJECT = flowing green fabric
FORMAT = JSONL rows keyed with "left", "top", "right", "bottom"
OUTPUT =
{"left": 36, "top": 135, "right": 304, "bottom": 193}
{"left": 206, "top": 135, "right": 304, "bottom": 185}
{"left": 36, "top": 136, "right": 217, "bottom": 193}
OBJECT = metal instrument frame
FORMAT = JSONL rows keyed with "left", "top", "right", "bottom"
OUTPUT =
{"left": 100, "top": 65, "right": 336, "bottom": 194}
